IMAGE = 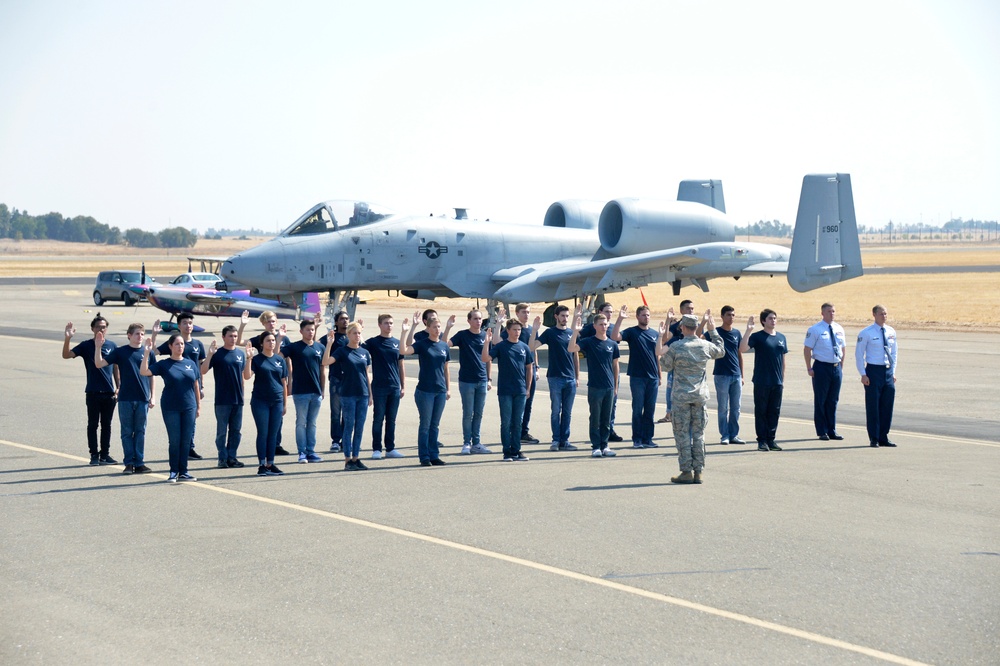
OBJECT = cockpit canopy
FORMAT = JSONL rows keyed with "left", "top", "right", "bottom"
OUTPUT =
{"left": 282, "top": 201, "right": 396, "bottom": 237}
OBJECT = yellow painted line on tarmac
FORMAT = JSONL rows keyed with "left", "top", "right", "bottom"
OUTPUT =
{"left": 1, "top": 437, "right": 929, "bottom": 666}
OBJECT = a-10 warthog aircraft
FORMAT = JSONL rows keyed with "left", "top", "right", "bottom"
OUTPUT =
{"left": 219, "top": 173, "right": 863, "bottom": 319}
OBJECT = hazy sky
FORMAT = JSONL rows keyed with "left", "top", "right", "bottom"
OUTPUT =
{"left": 1, "top": 0, "right": 997, "bottom": 233}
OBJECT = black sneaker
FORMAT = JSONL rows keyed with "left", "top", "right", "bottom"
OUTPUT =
{"left": 274, "top": 446, "right": 292, "bottom": 456}
{"left": 513, "top": 453, "right": 530, "bottom": 461}
{"left": 344, "top": 460, "right": 359, "bottom": 471}
{"left": 353, "top": 460, "right": 369, "bottom": 470}
{"left": 177, "top": 473, "right": 197, "bottom": 482}
{"left": 89, "top": 455, "right": 100, "bottom": 466}
{"left": 98, "top": 454, "right": 118, "bottom": 465}
{"left": 429, "top": 458, "right": 446, "bottom": 466}
{"left": 767, "top": 443, "right": 783, "bottom": 451}
{"left": 133, "top": 465, "right": 152, "bottom": 474}
{"left": 520, "top": 433, "right": 540, "bottom": 444}
{"left": 257, "top": 465, "right": 268, "bottom": 476}
{"left": 122, "top": 465, "right": 135, "bottom": 474}
{"left": 265, "top": 464, "right": 284, "bottom": 476}
{"left": 227, "top": 459, "right": 245, "bottom": 468}
{"left": 188, "top": 449, "right": 203, "bottom": 460}
{"left": 217, "top": 460, "right": 230, "bottom": 469}
{"left": 608, "top": 431, "right": 624, "bottom": 442}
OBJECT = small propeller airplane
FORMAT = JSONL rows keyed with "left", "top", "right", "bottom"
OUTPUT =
{"left": 218, "top": 173, "right": 863, "bottom": 320}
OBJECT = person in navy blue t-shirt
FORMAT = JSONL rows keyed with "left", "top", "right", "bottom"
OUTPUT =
{"left": 568, "top": 313, "right": 620, "bottom": 457}
{"left": 247, "top": 310, "right": 292, "bottom": 456}
{"left": 705, "top": 306, "right": 744, "bottom": 445}
{"left": 363, "top": 314, "right": 406, "bottom": 459}
{"left": 243, "top": 331, "right": 288, "bottom": 476}
{"left": 97, "top": 322, "right": 155, "bottom": 473}
{"left": 152, "top": 313, "right": 206, "bottom": 461}
{"left": 286, "top": 317, "right": 327, "bottom": 464}
{"left": 202, "top": 325, "right": 248, "bottom": 469}
{"left": 401, "top": 315, "right": 450, "bottom": 466}
{"left": 142, "top": 334, "right": 201, "bottom": 482}
{"left": 579, "top": 302, "right": 623, "bottom": 442}
{"left": 324, "top": 322, "right": 372, "bottom": 471}
{"left": 739, "top": 309, "right": 788, "bottom": 451}
{"left": 485, "top": 317, "right": 533, "bottom": 461}
{"left": 529, "top": 304, "right": 581, "bottom": 451}
{"left": 450, "top": 310, "right": 493, "bottom": 456}
{"left": 612, "top": 305, "right": 662, "bottom": 449}
{"left": 62, "top": 314, "right": 119, "bottom": 466}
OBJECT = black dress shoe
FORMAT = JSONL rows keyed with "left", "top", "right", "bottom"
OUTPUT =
{"left": 767, "top": 443, "right": 783, "bottom": 451}
{"left": 274, "top": 446, "right": 292, "bottom": 456}
{"left": 608, "top": 431, "right": 624, "bottom": 442}
{"left": 188, "top": 449, "right": 203, "bottom": 460}
{"left": 870, "top": 441, "right": 880, "bottom": 448}
{"left": 420, "top": 461, "right": 431, "bottom": 466}
{"left": 879, "top": 440, "right": 897, "bottom": 447}
{"left": 429, "top": 458, "right": 447, "bottom": 466}
{"left": 829, "top": 433, "right": 844, "bottom": 440}
{"left": 818, "top": 435, "right": 830, "bottom": 441}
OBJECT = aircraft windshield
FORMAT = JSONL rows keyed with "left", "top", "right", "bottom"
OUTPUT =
{"left": 283, "top": 201, "right": 396, "bottom": 236}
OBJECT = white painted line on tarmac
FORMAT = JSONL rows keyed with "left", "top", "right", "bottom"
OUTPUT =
{"left": 1, "top": 437, "right": 930, "bottom": 666}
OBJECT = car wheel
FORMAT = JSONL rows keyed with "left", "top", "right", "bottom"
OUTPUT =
{"left": 122, "top": 291, "right": 136, "bottom": 307}
{"left": 93, "top": 291, "right": 105, "bottom": 306}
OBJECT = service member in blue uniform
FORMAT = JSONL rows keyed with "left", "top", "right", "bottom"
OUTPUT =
{"left": 62, "top": 314, "right": 119, "bottom": 466}
{"left": 153, "top": 313, "right": 206, "bottom": 460}
{"left": 324, "top": 322, "right": 372, "bottom": 471}
{"left": 706, "top": 305, "right": 744, "bottom": 445}
{"left": 286, "top": 317, "right": 327, "bottom": 464}
{"left": 855, "top": 304, "right": 899, "bottom": 448}
{"left": 568, "top": 313, "right": 620, "bottom": 458}
{"left": 529, "top": 304, "right": 581, "bottom": 451}
{"left": 612, "top": 304, "right": 662, "bottom": 449}
{"left": 363, "top": 315, "right": 406, "bottom": 459}
{"left": 401, "top": 315, "right": 450, "bottom": 466}
{"left": 578, "top": 302, "right": 623, "bottom": 442}
{"left": 243, "top": 331, "right": 288, "bottom": 476}
{"left": 485, "top": 317, "right": 533, "bottom": 461}
{"left": 450, "top": 310, "right": 492, "bottom": 455}
{"left": 248, "top": 310, "right": 292, "bottom": 456}
{"left": 142, "top": 333, "right": 202, "bottom": 482}
{"left": 803, "top": 302, "right": 847, "bottom": 441}
{"left": 202, "top": 325, "right": 248, "bottom": 469}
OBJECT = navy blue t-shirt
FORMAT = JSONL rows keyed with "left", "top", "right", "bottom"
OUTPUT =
{"left": 578, "top": 336, "right": 620, "bottom": 390}
{"left": 450, "top": 329, "right": 488, "bottom": 384}
{"left": 158, "top": 338, "right": 206, "bottom": 387}
{"left": 332, "top": 346, "right": 371, "bottom": 398}
{"left": 72, "top": 338, "right": 117, "bottom": 393}
{"left": 285, "top": 339, "right": 326, "bottom": 395}
{"left": 580, "top": 321, "right": 615, "bottom": 340}
{"left": 746, "top": 330, "right": 788, "bottom": 386}
{"left": 667, "top": 321, "right": 684, "bottom": 346}
{"left": 106, "top": 344, "right": 151, "bottom": 402}
{"left": 537, "top": 327, "right": 576, "bottom": 379}
{"left": 208, "top": 347, "right": 246, "bottom": 405}
{"left": 149, "top": 357, "right": 199, "bottom": 411}
{"left": 250, "top": 333, "right": 291, "bottom": 356}
{"left": 250, "top": 353, "right": 287, "bottom": 404}
{"left": 706, "top": 328, "right": 742, "bottom": 376}
{"left": 325, "top": 332, "right": 348, "bottom": 382}
{"left": 489, "top": 339, "right": 532, "bottom": 396}
{"left": 364, "top": 335, "right": 402, "bottom": 391}
{"left": 620, "top": 326, "right": 660, "bottom": 379}
{"left": 413, "top": 338, "right": 449, "bottom": 393}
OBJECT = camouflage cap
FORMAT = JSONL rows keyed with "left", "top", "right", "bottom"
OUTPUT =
{"left": 680, "top": 314, "right": 700, "bottom": 328}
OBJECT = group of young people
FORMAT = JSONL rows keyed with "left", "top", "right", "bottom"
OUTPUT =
{"left": 63, "top": 297, "right": 899, "bottom": 483}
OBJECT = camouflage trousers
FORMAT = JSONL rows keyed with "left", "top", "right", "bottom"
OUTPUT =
{"left": 671, "top": 401, "right": 708, "bottom": 472}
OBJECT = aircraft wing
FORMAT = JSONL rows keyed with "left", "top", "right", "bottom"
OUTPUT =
{"left": 184, "top": 291, "right": 239, "bottom": 305}
{"left": 492, "top": 242, "right": 789, "bottom": 303}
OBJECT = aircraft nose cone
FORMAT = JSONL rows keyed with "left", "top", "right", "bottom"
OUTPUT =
{"left": 223, "top": 242, "right": 284, "bottom": 291}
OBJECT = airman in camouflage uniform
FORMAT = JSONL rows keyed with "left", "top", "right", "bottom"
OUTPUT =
{"left": 657, "top": 312, "right": 726, "bottom": 484}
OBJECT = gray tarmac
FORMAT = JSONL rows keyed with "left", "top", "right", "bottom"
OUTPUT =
{"left": 1, "top": 282, "right": 998, "bottom": 665}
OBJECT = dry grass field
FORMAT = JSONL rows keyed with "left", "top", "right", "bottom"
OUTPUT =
{"left": 2, "top": 238, "right": 997, "bottom": 328}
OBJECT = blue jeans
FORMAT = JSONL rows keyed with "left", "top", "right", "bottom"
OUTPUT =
{"left": 714, "top": 375, "right": 742, "bottom": 441}
{"left": 118, "top": 400, "right": 148, "bottom": 466}
{"left": 162, "top": 408, "right": 195, "bottom": 474}
{"left": 498, "top": 393, "right": 527, "bottom": 457}
{"left": 328, "top": 377, "right": 343, "bottom": 444}
{"left": 341, "top": 395, "right": 369, "bottom": 458}
{"left": 214, "top": 404, "right": 243, "bottom": 461}
{"left": 588, "top": 387, "right": 614, "bottom": 449}
{"left": 414, "top": 389, "right": 446, "bottom": 463}
{"left": 521, "top": 370, "right": 538, "bottom": 438}
{"left": 371, "top": 388, "right": 400, "bottom": 451}
{"left": 459, "top": 380, "right": 487, "bottom": 446}
{"left": 630, "top": 376, "right": 658, "bottom": 445}
{"left": 293, "top": 393, "right": 323, "bottom": 455}
{"left": 251, "top": 400, "right": 282, "bottom": 464}
{"left": 547, "top": 377, "right": 576, "bottom": 444}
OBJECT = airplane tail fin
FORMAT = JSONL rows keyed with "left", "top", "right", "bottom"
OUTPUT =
{"left": 302, "top": 291, "right": 322, "bottom": 314}
{"left": 677, "top": 179, "right": 726, "bottom": 213}
{"left": 787, "top": 173, "right": 864, "bottom": 292}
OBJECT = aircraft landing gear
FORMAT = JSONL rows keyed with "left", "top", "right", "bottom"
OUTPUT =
{"left": 326, "top": 289, "right": 360, "bottom": 322}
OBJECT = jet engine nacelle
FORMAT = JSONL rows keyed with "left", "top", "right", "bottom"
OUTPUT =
{"left": 543, "top": 200, "right": 603, "bottom": 230}
{"left": 598, "top": 199, "right": 736, "bottom": 257}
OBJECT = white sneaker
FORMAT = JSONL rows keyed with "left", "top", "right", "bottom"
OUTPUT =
{"left": 460, "top": 444, "right": 472, "bottom": 455}
{"left": 298, "top": 453, "right": 308, "bottom": 464}
{"left": 385, "top": 449, "right": 404, "bottom": 458}
{"left": 371, "top": 450, "right": 384, "bottom": 460}
{"left": 470, "top": 443, "right": 492, "bottom": 454}
{"left": 632, "top": 443, "right": 645, "bottom": 449}
{"left": 592, "top": 449, "right": 603, "bottom": 458}
{"left": 720, "top": 438, "right": 730, "bottom": 445}
{"left": 329, "top": 442, "right": 341, "bottom": 453}
{"left": 602, "top": 448, "right": 617, "bottom": 457}
{"left": 550, "top": 442, "right": 560, "bottom": 451}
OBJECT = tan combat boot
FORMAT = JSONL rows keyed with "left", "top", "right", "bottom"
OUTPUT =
{"left": 693, "top": 470, "right": 702, "bottom": 484}
{"left": 670, "top": 470, "right": 694, "bottom": 484}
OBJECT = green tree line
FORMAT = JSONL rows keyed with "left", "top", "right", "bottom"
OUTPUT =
{"left": 0, "top": 203, "right": 198, "bottom": 248}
